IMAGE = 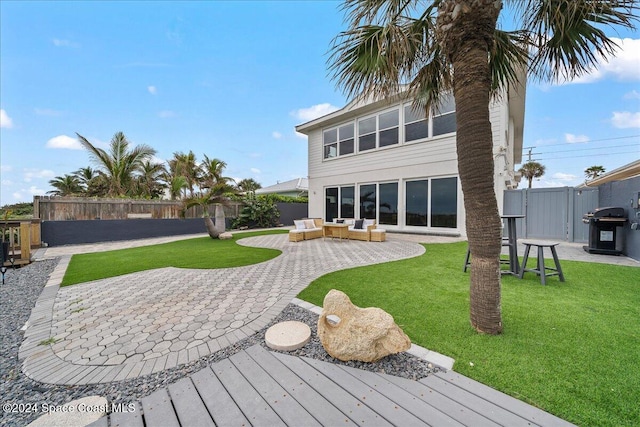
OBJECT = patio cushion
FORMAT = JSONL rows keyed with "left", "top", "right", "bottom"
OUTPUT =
{"left": 304, "top": 219, "right": 316, "bottom": 229}
{"left": 354, "top": 219, "right": 364, "bottom": 229}
{"left": 294, "top": 220, "right": 306, "bottom": 230}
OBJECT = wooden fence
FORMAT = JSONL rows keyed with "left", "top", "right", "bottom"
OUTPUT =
{"left": 34, "top": 196, "right": 242, "bottom": 221}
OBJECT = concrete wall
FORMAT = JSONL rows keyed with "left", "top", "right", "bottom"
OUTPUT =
{"left": 597, "top": 176, "right": 640, "bottom": 261}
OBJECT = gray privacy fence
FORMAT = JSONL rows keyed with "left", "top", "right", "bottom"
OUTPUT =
{"left": 503, "top": 187, "right": 599, "bottom": 242}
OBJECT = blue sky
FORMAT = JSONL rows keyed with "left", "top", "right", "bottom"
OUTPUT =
{"left": 1, "top": 1, "right": 638, "bottom": 206}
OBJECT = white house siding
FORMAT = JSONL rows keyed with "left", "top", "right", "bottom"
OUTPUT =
{"left": 301, "top": 90, "right": 522, "bottom": 238}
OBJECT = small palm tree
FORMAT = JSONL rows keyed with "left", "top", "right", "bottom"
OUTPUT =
{"left": 519, "top": 162, "right": 546, "bottom": 188}
{"left": 182, "top": 182, "right": 237, "bottom": 239}
{"left": 73, "top": 166, "right": 97, "bottom": 193}
{"left": 77, "top": 132, "right": 156, "bottom": 197}
{"left": 47, "top": 174, "right": 83, "bottom": 196}
{"left": 237, "top": 178, "right": 262, "bottom": 194}
{"left": 200, "top": 156, "right": 234, "bottom": 191}
{"left": 585, "top": 165, "right": 606, "bottom": 180}
{"left": 329, "top": 0, "right": 637, "bottom": 334}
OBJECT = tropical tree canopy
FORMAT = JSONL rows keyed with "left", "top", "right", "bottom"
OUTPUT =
{"left": 329, "top": 0, "right": 637, "bottom": 334}
{"left": 76, "top": 131, "right": 157, "bottom": 197}
{"left": 47, "top": 174, "right": 84, "bottom": 196}
{"left": 236, "top": 178, "right": 262, "bottom": 194}
{"left": 519, "top": 161, "right": 546, "bottom": 188}
{"left": 585, "top": 165, "right": 606, "bottom": 180}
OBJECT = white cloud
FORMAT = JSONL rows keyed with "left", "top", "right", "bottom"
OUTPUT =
{"left": 148, "top": 86, "right": 157, "bottom": 95}
{"left": 250, "top": 168, "right": 261, "bottom": 174}
{"left": 158, "top": 110, "right": 176, "bottom": 118}
{"left": 46, "top": 134, "right": 83, "bottom": 150}
{"left": 1, "top": 179, "right": 13, "bottom": 186}
{"left": 0, "top": 165, "right": 13, "bottom": 172}
{"left": 23, "top": 169, "right": 55, "bottom": 183}
{"left": 623, "top": 90, "right": 640, "bottom": 100}
{"left": 0, "top": 109, "right": 13, "bottom": 128}
{"left": 291, "top": 103, "right": 340, "bottom": 122}
{"left": 562, "top": 38, "right": 640, "bottom": 84}
{"left": 565, "top": 133, "right": 589, "bottom": 143}
{"left": 272, "top": 131, "right": 282, "bottom": 139}
{"left": 52, "top": 38, "right": 80, "bottom": 48}
{"left": 611, "top": 111, "right": 640, "bottom": 128}
{"left": 12, "top": 186, "right": 47, "bottom": 202}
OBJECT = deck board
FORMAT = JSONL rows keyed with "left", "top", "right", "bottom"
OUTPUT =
{"left": 337, "top": 363, "right": 464, "bottom": 427}
{"left": 140, "top": 388, "right": 180, "bottom": 427}
{"left": 191, "top": 365, "right": 251, "bottom": 427}
{"left": 229, "top": 350, "right": 321, "bottom": 427}
{"left": 245, "top": 345, "right": 355, "bottom": 426}
{"left": 419, "top": 374, "right": 539, "bottom": 426}
{"left": 272, "top": 351, "right": 391, "bottom": 426}
{"left": 167, "top": 377, "right": 215, "bottom": 427}
{"left": 99, "top": 344, "right": 575, "bottom": 427}
{"left": 302, "top": 356, "right": 429, "bottom": 426}
{"left": 383, "top": 372, "right": 500, "bottom": 426}
{"left": 212, "top": 357, "right": 286, "bottom": 427}
{"left": 109, "top": 402, "right": 144, "bottom": 427}
{"left": 431, "top": 371, "right": 574, "bottom": 427}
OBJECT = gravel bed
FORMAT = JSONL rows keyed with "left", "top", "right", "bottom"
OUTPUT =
{"left": 1, "top": 259, "right": 438, "bottom": 427}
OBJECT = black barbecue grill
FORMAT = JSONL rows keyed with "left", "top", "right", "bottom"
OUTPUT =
{"left": 582, "top": 207, "right": 627, "bottom": 255}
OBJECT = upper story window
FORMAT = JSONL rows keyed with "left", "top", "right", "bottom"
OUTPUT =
{"left": 432, "top": 94, "right": 456, "bottom": 136}
{"left": 404, "top": 105, "right": 428, "bottom": 142}
{"left": 405, "top": 93, "right": 456, "bottom": 142}
{"left": 323, "top": 123, "right": 354, "bottom": 159}
{"left": 322, "top": 94, "right": 455, "bottom": 160}
{"left": 358, "top": 109, "right": 399, "bottom": 153}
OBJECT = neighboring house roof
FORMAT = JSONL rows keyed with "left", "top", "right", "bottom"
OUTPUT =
{"left": 583, "top": 159, "right": 640, "bottom": 187}
{"left": 255, "top": 178, "right": 309, "bottom": 195}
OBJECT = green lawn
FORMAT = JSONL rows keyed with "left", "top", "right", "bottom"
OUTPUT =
{"left": 297, "top": 241, "right": 640, "bottom": 427}
{"left": 61, "top": 230, "right": 288, "bottom": 286}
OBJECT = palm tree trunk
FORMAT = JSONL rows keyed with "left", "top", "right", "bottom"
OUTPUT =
{"left": 214, "top": 204, "right": 226, "bottom": 235}
{"left": 204, "top": 216, "right": 219, "bottom": 239}
{"left": 438, "top": 0, "right": 503, "bottom": 334}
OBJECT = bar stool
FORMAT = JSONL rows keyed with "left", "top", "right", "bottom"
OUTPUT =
{"left": 463, "top": 237, "right": 512, "bottom": 273}
{"left": 518, "top": 240, "right": 565, "bottom": 285}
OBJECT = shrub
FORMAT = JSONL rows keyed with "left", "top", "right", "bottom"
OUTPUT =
{"left": 232, "top": 195, "right": 280, "bottom": 229}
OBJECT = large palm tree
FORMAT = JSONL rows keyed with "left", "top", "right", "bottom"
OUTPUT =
{"left": 519, "top": 161, "right": 546, "bottom": 188}
{"left": 47, "top": 174, "right": 83, "bottom": 196}
{"left": 330, "top": 0, "right": 637, "bottom": 334}
{"left": 200, "top": 155, "right": 234, "bottom": 191}
{"left": 76, "top": 132, "right": 156, "bottom": 197}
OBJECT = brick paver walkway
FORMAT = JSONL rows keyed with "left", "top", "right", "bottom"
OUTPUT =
{"left": 19, "top": 234, "right": 425, "bottom": 385}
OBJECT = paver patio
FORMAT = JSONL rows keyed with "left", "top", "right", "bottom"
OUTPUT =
{"left": 19, "top": 234, "right": 425, "bottom": 385}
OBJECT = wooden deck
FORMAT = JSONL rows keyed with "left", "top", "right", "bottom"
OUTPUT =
{"left": 89, "top": 344, "right": 574, "bottom": 427}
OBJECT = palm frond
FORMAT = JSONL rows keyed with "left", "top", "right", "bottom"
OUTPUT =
{"left": 515, "top": 0, "right": 638, "bottom": 82}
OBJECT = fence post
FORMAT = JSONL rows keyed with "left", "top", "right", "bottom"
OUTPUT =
{"left": 20, "top": 222, "right": 31, "bottom": 261}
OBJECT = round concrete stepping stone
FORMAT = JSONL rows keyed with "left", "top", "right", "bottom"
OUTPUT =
{"left": 265, "top": 321, "right": 311, "bottom": 351}
{"left": 27, "top": 395, "right": 108, "bottom": 427}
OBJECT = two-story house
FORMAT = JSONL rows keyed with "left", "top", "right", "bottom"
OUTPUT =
{"left": 295, "top": 80, "right": 525, "bottom": 238}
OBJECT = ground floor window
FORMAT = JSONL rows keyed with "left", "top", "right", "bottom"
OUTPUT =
{"left": 326, "top": 177, "right": 457, "bottom": 229}
{"left": 326, "top": 186, "right": 355, "bottom": 221}
{"left": 405, "top": 177, "right": 457, "bottom": 228}
{"left": 406, "top": 180, "right": 428, "bottom": 226}
{"left": 359, "top": 184, "right": 377, "bottom": 219}
{"left": 379, "top": 182, "right": 398, "bottom": 225}
{"left": 431, "top": 177, "right": 457, "bottom": 228}
{"left": 325, "top": 187, "right": 338, "bottom": 222}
